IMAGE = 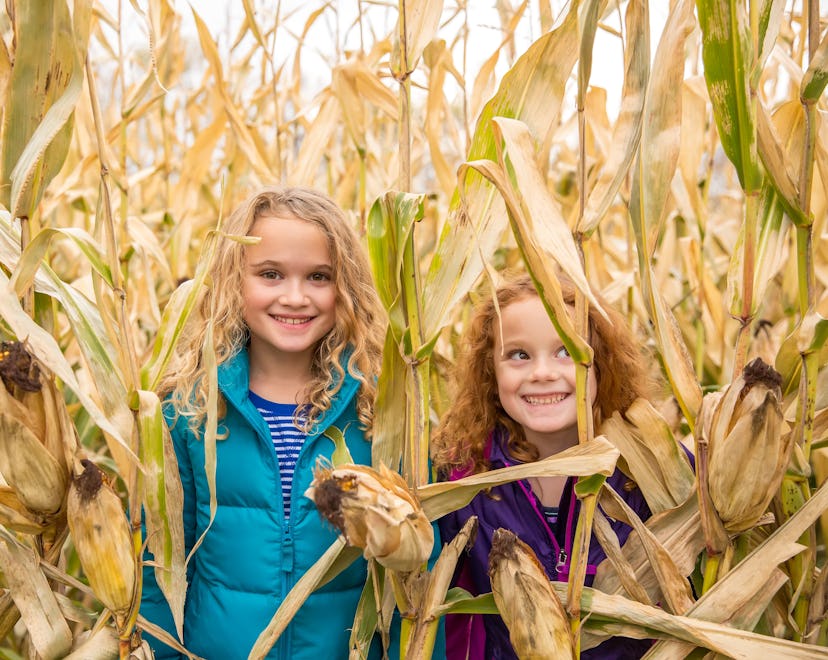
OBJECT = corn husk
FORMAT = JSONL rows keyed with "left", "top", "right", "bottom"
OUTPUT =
{"left": 66, "top": 459, "right": 136, "bottom": 629}
{"left": 488, "top": 528, "right": 576, "bottom": 660}
{"left": 0, "top": 411, "right": 67, "bottom": 515}
{"left": 0, "top": 342, "right": 69, "bottom": 517}
{"left": 305, "top": 462, "right": 433, "bottom": 572}
{"left": 704, "top": 358, "right": 788, "bottom": 533}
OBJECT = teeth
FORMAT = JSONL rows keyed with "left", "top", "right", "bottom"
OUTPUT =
{"left": 523, "top": 394, "right": 567, "bottom": 405}
{"left": 274, "top": 316, "right": 310, "bottom": 325}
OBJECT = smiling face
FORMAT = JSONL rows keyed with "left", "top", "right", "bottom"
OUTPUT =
{"left": 493, "top": 294, "right": 597, "bottom": 457}
{"left": 242, "top": 214, "right": 336, "bottom": 373}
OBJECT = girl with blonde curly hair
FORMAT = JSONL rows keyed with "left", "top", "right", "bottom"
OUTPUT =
{"left": 433, "top": 273, "right": 660, "bottom": 660}
{"left": 141, "top": 186, "right": 387, "bottom": 659}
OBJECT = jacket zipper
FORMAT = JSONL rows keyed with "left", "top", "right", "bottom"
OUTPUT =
{"left": 506, "top": 457, "right": 567, "bottom": 579}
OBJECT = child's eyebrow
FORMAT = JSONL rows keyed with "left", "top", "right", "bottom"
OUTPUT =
{"left": 248, "top": 259, "right": 332, "bottom": 270}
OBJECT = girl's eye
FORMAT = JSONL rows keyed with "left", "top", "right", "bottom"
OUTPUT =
{"left": 555, "top": 346, "right": 571, "bottom": 359}
{"left": 507, "top": 349, "right": 530, "bottom": 361}
{"left": 261, "top": 270, "right": 282, "bottom": 280}
{"left": 309, "top": 271, "right": 331, "bottom": 282}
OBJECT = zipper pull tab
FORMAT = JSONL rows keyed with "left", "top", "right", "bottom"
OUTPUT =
{"left": 555, "top": 549, "right": 567, "bottom": 573}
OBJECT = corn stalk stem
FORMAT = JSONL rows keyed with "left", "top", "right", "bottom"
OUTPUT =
{"left": 565, "top": 493, "right": 598, "bottom": 654}
{"left": 400, "top": 219, "right": 428, "bottom": 485}
{"left": 18, "top": 216, "right": 33, "bottom": 317}
{"left": 359, "top": 151, "right": 368, "bottom": 233}
{"left": 404, "top": 613, "right": 440, "bottom": 659}
{"left": 397, "top": 2, "right": 412, "bottom": 192}
{"left": 732, "top": 190, "right": 758, "bottom": 378}
{"left": 84, "top": 56, "right": 141, "bottom": 397}
{"left": 395, "top": 0, "right": 428, "bottom": 487}
{"left": 388, "top": 570, "right": 413, "bottom": 658}
{"left": 573, "top": 237, "right": 592, "bottom": 445}
{"left": 85, "top": 53, "right": 144, "bottom": 639}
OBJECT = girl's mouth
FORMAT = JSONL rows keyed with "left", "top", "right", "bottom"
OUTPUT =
{"left": 273, "top": 315, "right": 313, "bottom": 326}
{"left": 522, "top": 393, "right": 568, "bottom": 405}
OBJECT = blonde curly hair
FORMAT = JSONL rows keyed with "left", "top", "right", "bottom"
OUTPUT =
{"left": 158, "top": 186, "right": 384, "bottom": 437}
{"left": 431, "top": 274, "right": 657, "bottom": 475}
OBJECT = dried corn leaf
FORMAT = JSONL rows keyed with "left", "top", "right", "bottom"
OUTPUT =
{"left": 647, "top": 477, "right": 828, "bottom": 656}
{"left": 1, "top": 0, "right": 88, "bottom": 218}
{"left": 562, "top": 583, "right": 828, "bottom": 658}
{"left": 601, "top": 398, "right": 695, "bottom": 514}
{"left": 0, "top": 527, "right": 72, "bottom": 659}
{"left": 597, "top": 482, "right": 695, "bottom": 615}
{"left": 420, "top": 436, "right": 619, "bottom": 521}
{"left": 137, "top": 390, "right": 186, "bottom": 639}
{"left": 594, "top": 493, "right": 704, "bottom": 606}
{"left": 0, "top": 265, "right": 133, "bottom": 456}
{"left": 422, "top": 4, "right": 580, "bottom": 340}
{"left": 580, "top": 0, "right": 648, "bottom": 235}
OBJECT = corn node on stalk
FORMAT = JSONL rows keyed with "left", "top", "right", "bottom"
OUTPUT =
{"left": 488, "top": 528, "right": 575, "bottom": 660}
{"left": 67, "top": 459, "right": 137, "bottom": 633}
{"left": 704, "top": 358, "right": 788, "bottom": 533}
{"left": 305, "top": 461, "right": 433, "bottom": 572}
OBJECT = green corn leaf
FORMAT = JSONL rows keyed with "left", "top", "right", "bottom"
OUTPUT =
{"left": 371, "top": 329, "right": 408, "bottom": 471}
{"left": 3, "top": 0, "right": 91, "bottom": 219}
{"left": 366, "top": 191, "right": 425, "bottom": 338}
{"left": 323, "top": 426, "right": 355, "bottom": 467}
{"left": 9, "top": 227, "right": 113, "bottom": 297}
{"left": 801, "top": 28, "right": 828, "bottom": 103}
{"left": 136, "top": 389, "right": 186, "bottom": 640}
{"left": 696, "top": 0, "right": 762, "bottom": 193}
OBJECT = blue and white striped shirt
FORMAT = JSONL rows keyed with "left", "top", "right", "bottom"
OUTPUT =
{"left": 249, "top": 391, "right": 307, "bottom": 518}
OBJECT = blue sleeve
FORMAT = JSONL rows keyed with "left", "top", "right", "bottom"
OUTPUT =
{"left": 139, "top": 412, "right": 196, "bottom": 659}
{"left": 428, "top": 518, "right": 448, "bottom": 659}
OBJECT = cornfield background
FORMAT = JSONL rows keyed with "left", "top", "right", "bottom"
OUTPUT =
{"left": 1, "top": 0, "right": 828, "bottom": 658}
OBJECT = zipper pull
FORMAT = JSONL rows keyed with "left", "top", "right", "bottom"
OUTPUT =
{"left": 555, "top": 548, "right": 567, "bottom": 573}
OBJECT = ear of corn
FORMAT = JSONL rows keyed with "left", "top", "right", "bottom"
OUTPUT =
{"left": 305, "top": 461, "right": 433, "bottom": 572}
{"left": 0, "top": 343, "right": 69, "bottom": 517}
{"left": 66, "top": 459, "right": 137, "bottom": 630}
{"left": 0, "top": 411, "right": 67, "bottom": 515}
{"left": 705, "top": 358, "right": 788, "bottom": 533}
{"left": 488, "top": 528, "right": 576, "bottom": 660}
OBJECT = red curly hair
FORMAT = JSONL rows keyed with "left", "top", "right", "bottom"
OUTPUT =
{"left": 431, "top": 274, "right": 657, "bottom": 475}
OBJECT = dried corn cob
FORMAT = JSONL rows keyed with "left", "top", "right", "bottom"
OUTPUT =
{"left": 67, "top": 459, "right": 137, "bottom": 629}
{"left": 0, "top": 342, "right": 70, "bottom": 517}
{"left": 705, "top": 358, "right": 788, "bottom": 533}
{"left": 305, "top": 461, "right": 433, "bottom": 572}
{"left": 488, "top": 528, "right": 575, "bottom": 660}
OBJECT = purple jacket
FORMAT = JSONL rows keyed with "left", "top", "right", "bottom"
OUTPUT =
{"left": 438, "top": 428, "right": 653, "bottom": 659}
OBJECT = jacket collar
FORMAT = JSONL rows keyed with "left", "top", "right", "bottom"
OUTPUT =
{"left": 486, "top": 427, "right": 512, "bottom": 467}
{"left": 217, "top": 346, "right": 361, "bottom": 438}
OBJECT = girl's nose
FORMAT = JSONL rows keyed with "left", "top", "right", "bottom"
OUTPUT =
{"left": 530, "top": 357, "right": 560, "bottom": 380}
{"left": 279, "top": 279, "right": 308, "bottom": 306}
